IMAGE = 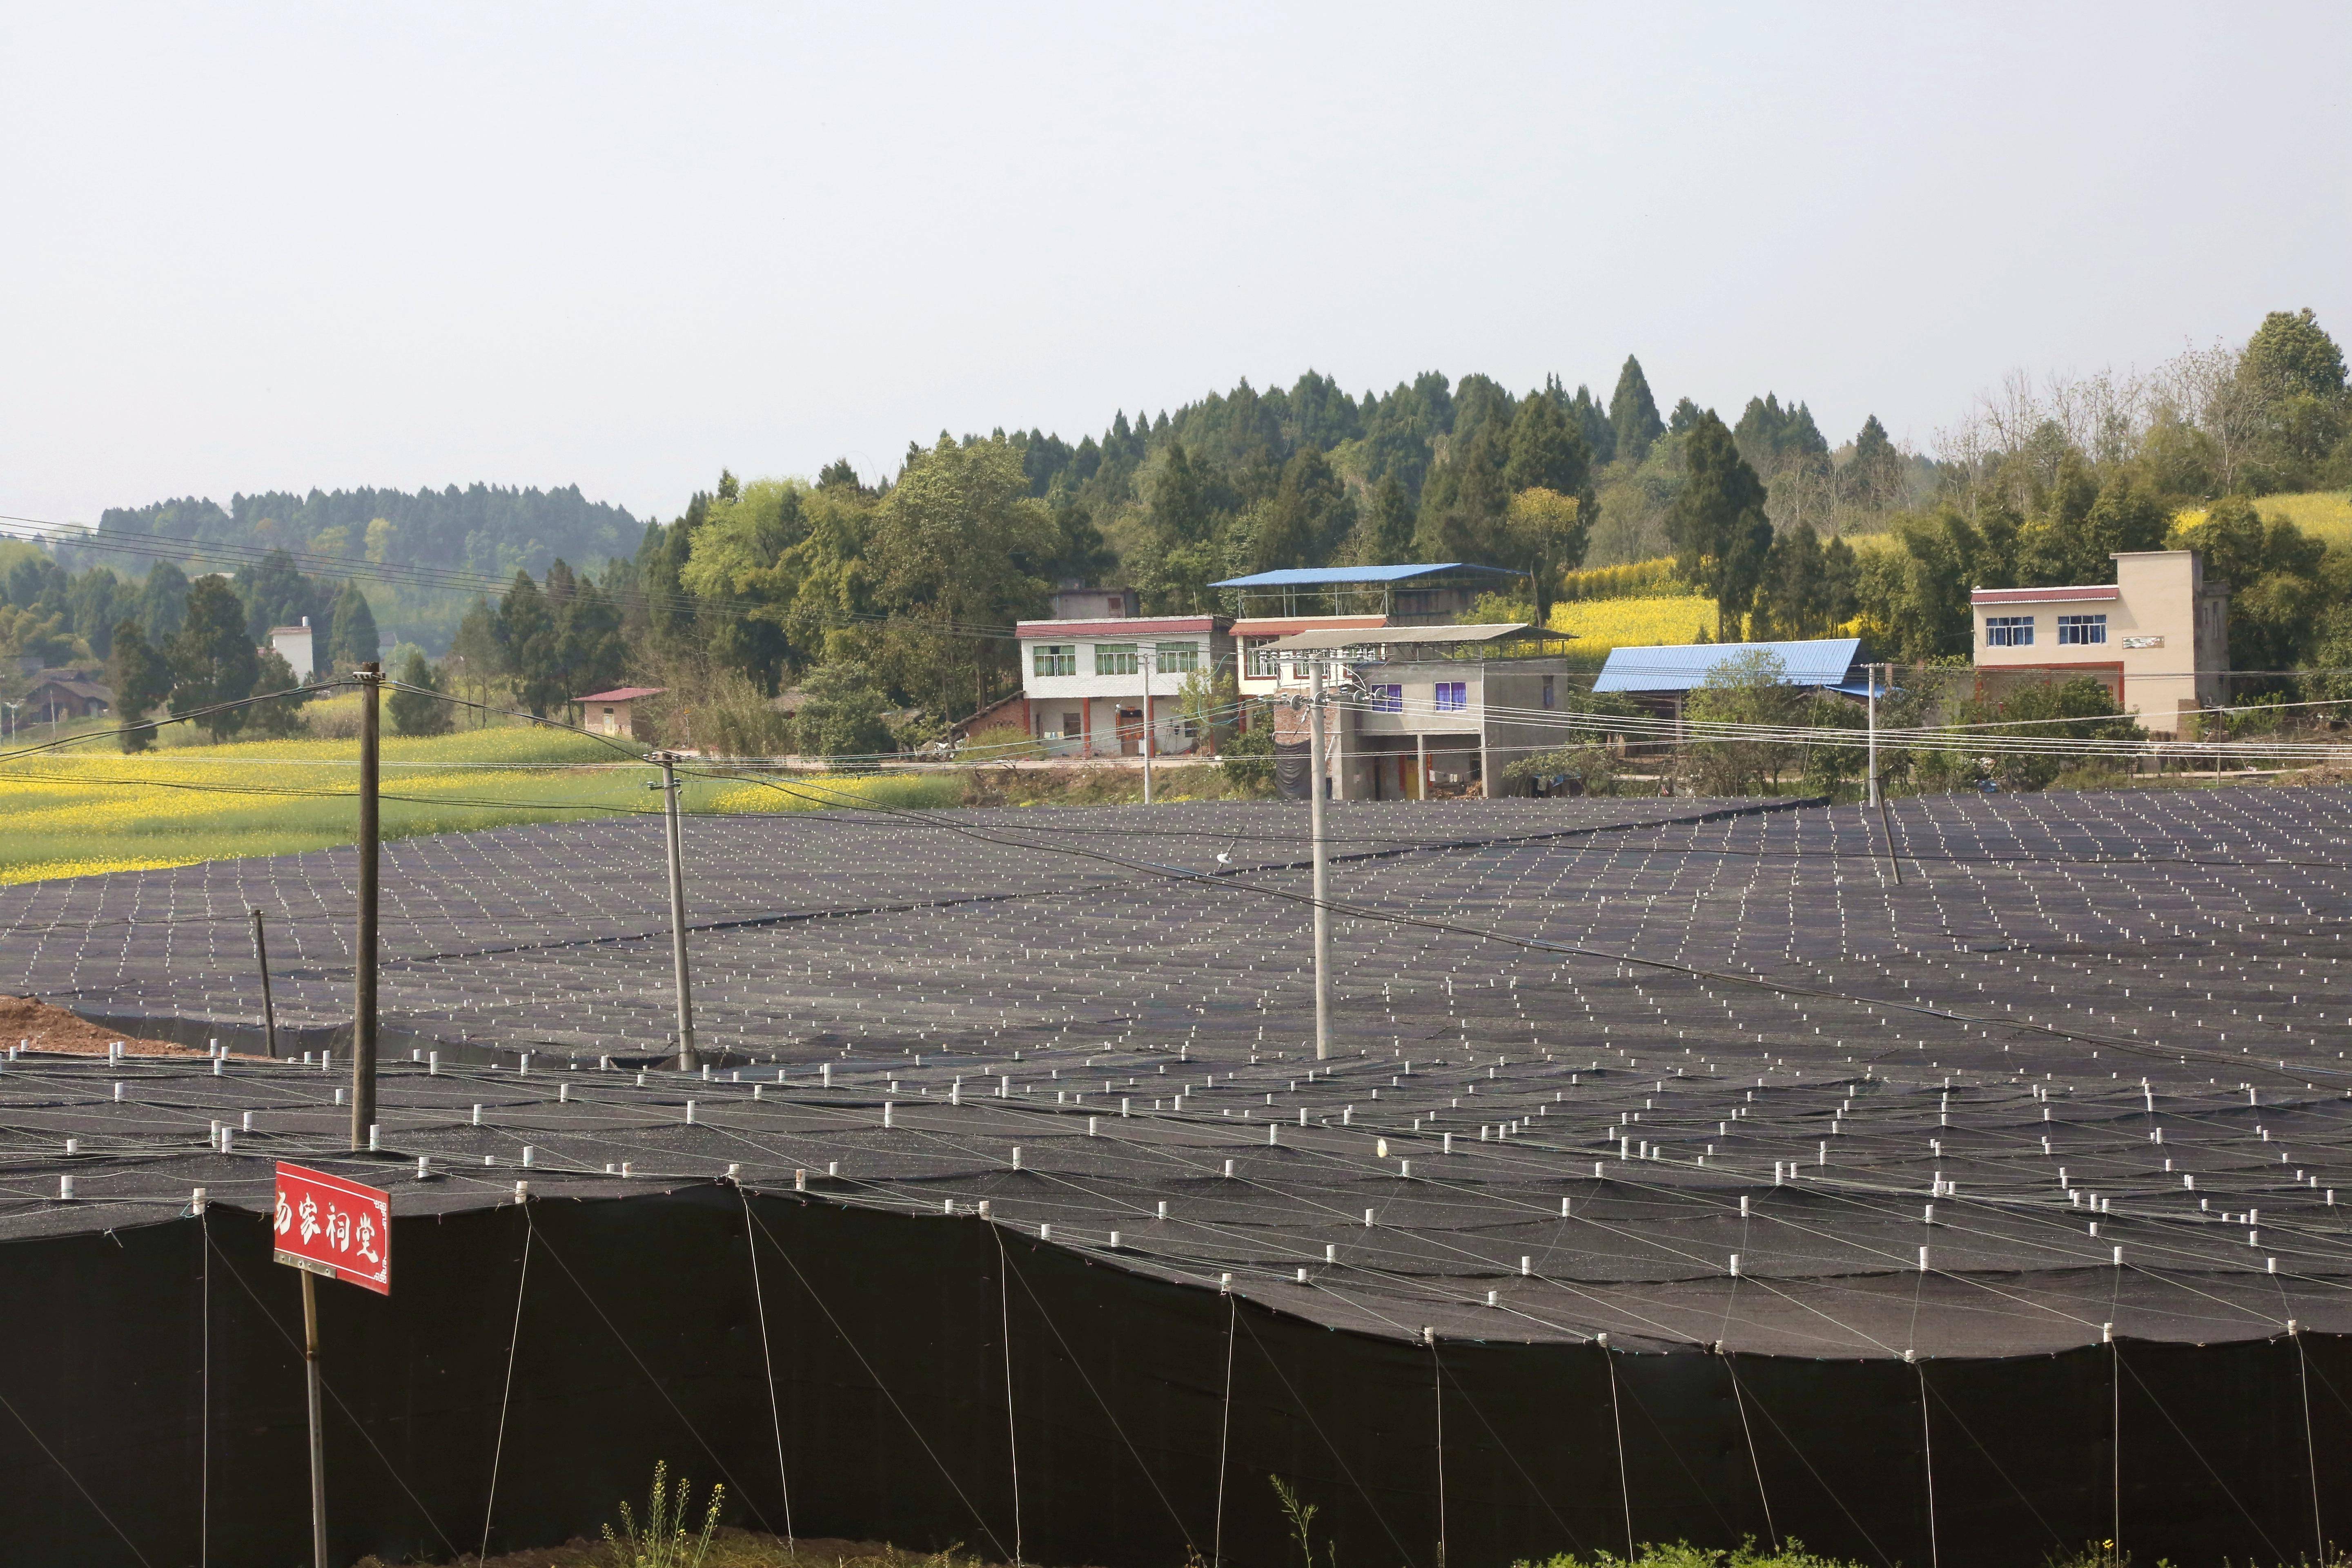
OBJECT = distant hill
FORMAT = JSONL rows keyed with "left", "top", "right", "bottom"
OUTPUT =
{"left": 96, "top": 483, "right": 641, "bottom": 583}
{"left": 82, "top": 483, "right": 642, "bottom": 653}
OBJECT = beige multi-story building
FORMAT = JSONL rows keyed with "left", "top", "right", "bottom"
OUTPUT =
{"left": 1970, "top": 549, "right": 2228, "bottom": 734}
{"left": 1260, "top": 623, "right": 1580, "bottom": 799}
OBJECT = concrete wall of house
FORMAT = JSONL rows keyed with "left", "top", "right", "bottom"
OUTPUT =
{"left": 1029, "top": 695, "right": 1205, "bottom": 758}
{"left": 1972, "top": 550, "right": 2224, "bottom": 734}
{"left": 1479, "top": 665, "right": 1573, "bottom": 797}
{"left": 1020, "top": 626, "right": 1229, "bottom": 757}
{"left": 270, "top": 627, "right": 315, "bottom": 681}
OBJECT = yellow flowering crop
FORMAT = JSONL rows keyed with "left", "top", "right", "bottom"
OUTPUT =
{"left": 1547, "top": 594, "right": 1719, "bottom": 657}
{"left": 0, "top": 724, "right": 963, "bottom": 886}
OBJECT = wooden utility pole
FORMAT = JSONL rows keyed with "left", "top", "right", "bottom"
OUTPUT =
{"left": 350, "top": 661, "right": 381, "bottom": 1149}
{"left": 252, "top": 908, "right": 278, "bottom": 1058}
{"left": 654, "top": 751, "right": 698, "bottom": 1070}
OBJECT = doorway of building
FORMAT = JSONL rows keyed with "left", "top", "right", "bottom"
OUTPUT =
{"left": 1115, "top": 708, "right": 1145, "bottom": 756}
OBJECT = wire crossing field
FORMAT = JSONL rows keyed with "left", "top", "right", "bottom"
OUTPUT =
{"left": 0, "top": 726, "right": 961, "bottom": 885}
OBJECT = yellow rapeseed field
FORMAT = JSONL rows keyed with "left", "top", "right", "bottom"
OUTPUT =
{"left": 0, "top": 724, "right": 961, "bottom": 886}
{"left": 1546, "top": 594, "right": 1718, "bottom": 661}
{"left": 2174, "top": 490, "right": 2352, "bottom": 549}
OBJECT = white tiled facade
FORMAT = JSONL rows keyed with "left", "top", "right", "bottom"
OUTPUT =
{"left": 1016, "top": 615, "right": 1233, "bottom": 757}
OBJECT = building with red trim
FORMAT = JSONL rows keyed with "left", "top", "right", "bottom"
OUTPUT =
{"left": 1970, "top": 550, "right": 2227, "bottom": 734}
{"left": 1015, "top": 606, "right": 1232, "bottom": 758}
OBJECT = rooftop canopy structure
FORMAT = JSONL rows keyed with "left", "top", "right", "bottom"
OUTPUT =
{"left": 1593, "top": 636, "right": 1872, "bottom": 697}
{"left": 1211, "top": 562, "right": 1526, "bottom": 622}
{"left": 1259, "top": 620, "right": 1575, "bottom": 663}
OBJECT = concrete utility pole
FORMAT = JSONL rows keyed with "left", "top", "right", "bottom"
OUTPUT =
{"left": 1868, "top": 663, "right": 1903, "bottom": 886}
{"left": 1866, "top": 661, "right": 1881, "bottom": 808}
{"left": 1140, "top": 648, "right": 1155, "bottom": 805}
{"left": 1308, "top": 659, "right": 1332, "bottom": 1060}
{"left": 350, "top": 661, "right": 381, "bottom": 1150}
{"left": 653, "top": 751, "right": 698, "bottom": 1070}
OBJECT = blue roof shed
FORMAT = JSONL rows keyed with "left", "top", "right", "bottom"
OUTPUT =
{"left": 1592, "top": 638, "right": 1872, "bottom": 696}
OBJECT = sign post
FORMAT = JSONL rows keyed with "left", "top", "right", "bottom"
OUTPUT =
{"left": 274, "top": 1163, "right": 391, "bottom": 1568}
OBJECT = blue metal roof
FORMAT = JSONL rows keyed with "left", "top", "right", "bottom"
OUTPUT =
{"left": 1209, "top": 563, "right": 1525, "bottom": 588}
{"left": 1592, "top": 638, "right": 1866, "bottom": 694}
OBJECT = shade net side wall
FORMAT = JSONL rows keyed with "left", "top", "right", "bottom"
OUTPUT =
{"left": 1, "top": 1188, "right": 2344, "bottom": 1568}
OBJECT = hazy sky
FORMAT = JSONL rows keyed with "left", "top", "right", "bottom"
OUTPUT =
{"left": 4, "top": 3, "right": 2346, "bottom": 526}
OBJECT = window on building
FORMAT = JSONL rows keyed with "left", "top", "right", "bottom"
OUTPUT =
{"left": 1245, "top": 638, "right": 1280, "bottom": 678}
{"left": 1541, "top": 675, "right": 1556, "bottom": 710}
{"left": 1154, "top": 641, "right": 1202, "bottom": 674}
{"left": 1984, "top": 616, "right": 2034, "bottom": 647}
{"left": 1094, "top": 642, "right": 1139, "bottom": 676}
{"left": 1434, "top": 681, "right": 1467, "bottom": 712}
{"left": 1032, "top": 643, "right": 1076, "bottom": 677}
{"left": 1371, "top": 684, "right": 1403, "bottom": 713}
{"left": 2057, "top": 614, "right": 2107, "bottom": 646}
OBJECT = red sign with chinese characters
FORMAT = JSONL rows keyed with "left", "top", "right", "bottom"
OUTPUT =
{"left": 273, "top": 1163, "right": 392, "bottom": 1295}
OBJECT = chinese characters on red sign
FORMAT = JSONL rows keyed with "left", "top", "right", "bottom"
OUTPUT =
{"left": 273, "top": 1163, "right": 392, "bottom": 1295}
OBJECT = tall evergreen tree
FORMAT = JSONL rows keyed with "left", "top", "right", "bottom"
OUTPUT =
{"left": 66, "top": 569, "right": 121, "bottom": 659}
{"left": 1413, "top": 419, "right": 1511, "bottom": 563}
{"left": 325, "top": 581, "right": 379, "bottom": 670}
{"left": 233, "top": 549, "right": 328, "bottom": 642}
{"left": 496, "top": 570, "right": 564, "bottom": 717}
{"left": 1349, "top": 475, "right": 1417, "bottom": 564}
{"left": 136, "top": 560, "right": 190, "bottom": 643}
{"left": 244, "top": 650, "right": 311, "bottom": 737}
{"left": 1570, "top": 384, "right": 1617, "bottom": 465}
{"left": 167, "top": 575, "right": 261, "bottom": 739}
{"left": 106, "top": 619, "right": 172, "bottom": 752}
{"left": 1666, "top": 410, "right": 1773, "bottom": 639}
{"left": 1250, "top": 447, "right": 1354, "bottom": 572}
{"left": 1502, "top": 394, "right": 1592, "bottom": 497}
{"left": 1842, "top": 414, "right": 1907, "bottom": 512}
{"left": 1608, "top": 356, "right": 1665, "bottom": 465}
{"left": 386, "top": 648, "right": 455, "bottom": 736}
{"left": 555, "top": 570, "right": 627, "bottom": 701}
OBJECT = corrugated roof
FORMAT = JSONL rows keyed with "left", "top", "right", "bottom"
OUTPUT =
{"left": 1209, "top": 563, "right": 1524, "bottom": 588}
{"left": 1592, "top": 638, "right": 1864, "bottom": 693}
{"left": 576, "top": 686, "right": 665, "bottom": 704}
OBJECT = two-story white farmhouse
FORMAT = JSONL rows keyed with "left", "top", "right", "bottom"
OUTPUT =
{"left": 1014, "top": 588, "right": 1233, "bottom": 757}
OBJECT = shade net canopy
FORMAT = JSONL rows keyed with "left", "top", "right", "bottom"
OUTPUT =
{"left": 3, "top": 787, "right": 2347, "bottom": 1360}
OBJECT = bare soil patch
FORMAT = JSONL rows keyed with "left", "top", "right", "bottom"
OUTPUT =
{"left": 0, "top": 994, "right": 206, "bottom": 1056}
